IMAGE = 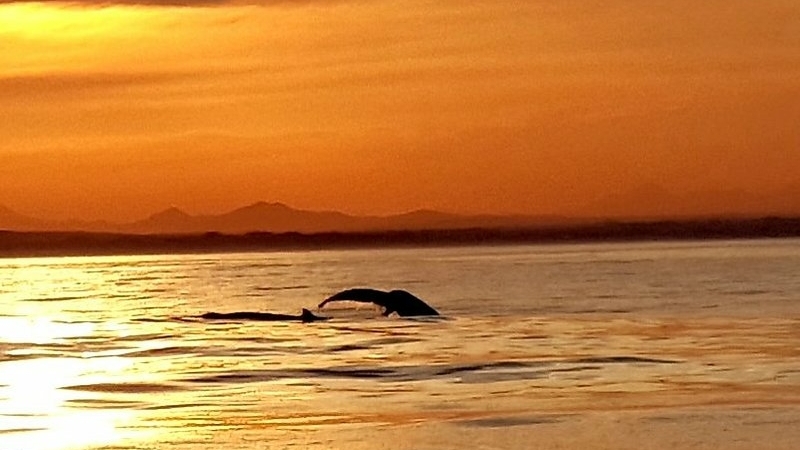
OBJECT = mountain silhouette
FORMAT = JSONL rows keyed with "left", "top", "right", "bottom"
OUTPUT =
{"left": 2, "top": 186, "right": 799, "bottom": 235}
{"left": 125, "top": 202, "right": 362, "bottom": 234}
{"left": 128, "top": 206, "right": 196, "bottom": 234}
{"left": 123, "top": 202, "right": 556, "bottom": 234}
{"left": 211, "top": 202, "right": 359, "bottom": 233}
{"left": 0, "top": 204, "right": 51, "bottom": 231}
{"left": 0, "top": 205, "right": 116, "bottom": 232}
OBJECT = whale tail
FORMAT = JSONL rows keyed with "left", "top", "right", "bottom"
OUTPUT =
{"left": 319, "top": 288, "right": 390, "bottom": 308}
{"left": 319, "top": 288, "right": 439, "bottom": 317}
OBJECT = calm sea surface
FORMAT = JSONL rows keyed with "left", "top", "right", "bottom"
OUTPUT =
{"left": 1, "top": 239, "right": 799, "bottom": 450}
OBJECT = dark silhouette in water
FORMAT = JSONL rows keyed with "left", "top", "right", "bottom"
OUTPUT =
{"left": 196, "top": 289, "right": 437, "bottom": 323}
{"left": 200, "top": 308, "right": 327, "bottom": 323}
{"left": 319, "top": 288, "right": 440, "bottom": 317}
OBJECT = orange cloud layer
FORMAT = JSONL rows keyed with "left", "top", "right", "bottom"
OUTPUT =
{"left": 1, "top": 1, "right": 799, "bottom": 221}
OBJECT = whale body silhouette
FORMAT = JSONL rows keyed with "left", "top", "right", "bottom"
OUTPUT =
{"left": 319, "top": 288, "right": 439, "bottom": 317}
{"left": 199, "top": 308, "right": 327, "bottom": 323}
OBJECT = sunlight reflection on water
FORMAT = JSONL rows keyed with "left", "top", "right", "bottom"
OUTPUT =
{"left": 1, "top": 240, "right": 800, "bottom": 449}
{"left": 0, "top": 354, "right": 148, "bottom": 450}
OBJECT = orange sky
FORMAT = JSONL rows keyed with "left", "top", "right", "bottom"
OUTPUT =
{"left": 1, "top": 0, "right": 799, "bottom": 222}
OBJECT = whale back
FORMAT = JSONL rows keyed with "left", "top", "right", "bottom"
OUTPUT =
{"left": 301, "top": 308, "right": 325, "bottom": 322}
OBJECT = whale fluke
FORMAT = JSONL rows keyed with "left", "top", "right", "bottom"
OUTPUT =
{"left": 319, "top": 288, "right": 439, "bottom": 317}
{"left": 200, "top": 308, "right": 328, "bottom": 322}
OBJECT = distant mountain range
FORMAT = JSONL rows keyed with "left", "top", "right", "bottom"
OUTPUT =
{"left": 4, "top": 183, "right": 799, "bottom": 235}
{"left": 0, "top": 202, "right": 567, "bottom": 235}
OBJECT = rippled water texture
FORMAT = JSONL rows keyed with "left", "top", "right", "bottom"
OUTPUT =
{"left": 1, "top": 240, "right": 799, "bottom": 449}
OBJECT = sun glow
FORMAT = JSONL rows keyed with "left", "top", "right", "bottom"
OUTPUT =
{"left": 0, "top": 3, "right": 70, "bottom": 36}
{"left": 0, "top": 3, "right": 144, "bottom": 40}
{"left": 0, "top": 3, "right": 173, "bottom": 76}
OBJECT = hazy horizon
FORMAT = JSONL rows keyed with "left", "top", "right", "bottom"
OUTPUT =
{"left": 2, "top": 1, "right": 799, "bottom": 222}
{"left": 3, "top": 190, "right": 800, "bottom": 228}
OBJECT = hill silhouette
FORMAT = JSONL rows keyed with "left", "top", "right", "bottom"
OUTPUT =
{"left": 0, "top": 202, "right": 564, "bottom": 234}
{"left": 0, "top": 204, "right": 41, "bottom": 229}
{"left": 3, "top": 184, "right": 800, "bottom": 235}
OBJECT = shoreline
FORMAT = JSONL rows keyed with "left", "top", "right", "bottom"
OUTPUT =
{"left": 2, "top": 216, "right": 800, "bottom": 258}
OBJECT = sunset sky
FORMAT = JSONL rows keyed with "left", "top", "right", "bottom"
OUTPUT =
{"left": 1, "top": 0, "right": 799, "bottom": 222}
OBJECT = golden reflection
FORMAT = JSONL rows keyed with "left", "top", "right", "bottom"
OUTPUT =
{"left": 0, "top": 306, "right": 169, "bottom": 449}
{"left": 0, "top": 356, "right": 146, "bottom": 449}
{"left": 0, "top": 310, "right": 191, "bottom": 448}
{"left": 0, "top": 410, "right": 136, "bottom": 450}
{"left": 0, "top": 317, "right": 94, "bottom": 345}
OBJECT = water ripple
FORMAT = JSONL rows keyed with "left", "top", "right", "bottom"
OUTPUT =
{"left": 254, "top": 285, "right": 311, "bottom": 292}
{"left": 180, "top": 357, "right": 677, "bottom": 385}
{"left": 63, "top": 382, "right": 185, "bottom": 393}
{"left": 456, "top": 414, "right": 564, "bottom": 428}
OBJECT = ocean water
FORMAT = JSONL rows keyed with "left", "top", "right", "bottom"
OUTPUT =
{"left": 1, "top": 239, "right": 799, "bottom": 450}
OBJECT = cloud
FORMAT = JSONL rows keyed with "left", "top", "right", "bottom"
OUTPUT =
{"left": 2, "top": 0, "right": 799, "bottom": 220}
{"left": 0, "top": 71, "right": 191, "bottom": 98}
